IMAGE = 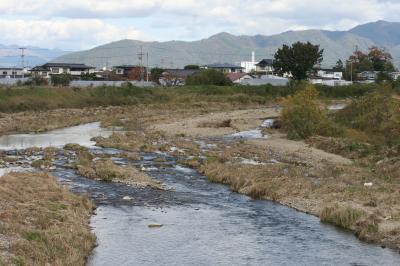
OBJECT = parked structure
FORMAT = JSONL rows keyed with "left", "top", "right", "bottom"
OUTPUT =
{"left": 255, "top": 59, "right": 274, "bottom": 74}
{"left": 0, "top": 67, "right": 25, "bottom": 78}
{"left": 201, "top": 63, "right": 244, "bottom": 73}
{"left": 30, "top": 63, "right": 95, "bottom": 78}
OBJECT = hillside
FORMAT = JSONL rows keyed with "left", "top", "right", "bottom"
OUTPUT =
{"left": 53, "top": 20, "right": 400, "bottom": 69}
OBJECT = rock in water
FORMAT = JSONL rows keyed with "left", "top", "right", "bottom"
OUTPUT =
{"left": 123, "top": 196, "right": 133, "bottom": 200}
{"left": 148, "top": 224, "right": 163, "bottom": 228}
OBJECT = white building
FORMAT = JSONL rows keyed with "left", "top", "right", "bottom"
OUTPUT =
{"left": 0, "top": 68, "right": 25, "bottom": 78}
{"left": 240, "top": 52, "right": 257, "bottom": 73}
{"left": 316, "top": 69, "right": 343, "bottom": 80}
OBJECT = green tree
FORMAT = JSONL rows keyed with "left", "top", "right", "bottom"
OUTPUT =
{"left": 281, "top": 85, "right": 341, "bottom": 139}
{"left": 186, "top": 69, "right": 232, "bottom": 86}
{"left": 184, "top": 65, "right": 200, "bottom": 70}
{"left": 51, "top": 74, "right": 72, "bottom": 86}
{"left": 150, "top": 68, "right": 164, "bottom": 84}
{"left": 273, "top": 42, "right": 324, "bottom": 80}
{"left": 80, "top": 72, "right": 97, "bottom": 81}
{"left": 333, "top": 59, "right": 344, "bottom": 72}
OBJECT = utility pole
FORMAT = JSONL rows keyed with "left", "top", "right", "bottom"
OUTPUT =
{"left": 19, "top": 47, "right": 26, "bottom": 78}
{"left": 137, "top": 45, "right": 144, "bottom": 83}
{"left": 146, "top": 52, "right": 149, "bottom": 82}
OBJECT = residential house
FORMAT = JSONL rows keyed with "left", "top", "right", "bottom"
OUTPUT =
{"left": 309, "top": 68, "right": 348, "bottom": 86}
{"left": 31, "top": 63, "right": 95, "bottom": 78}
{"left": 0, "top": 67, "right": 25, "bottom": 78}
{"left": 255, "top": 59, "right": 274, "bottom": 74}
{"left": 113, "top": 65, "right": 147, "bottom": 80}
{"left": 201, "top": 63, "right": 244, "bottom": 73}
{"left": 159, "top": 69, "right": 199, "bottom": 86}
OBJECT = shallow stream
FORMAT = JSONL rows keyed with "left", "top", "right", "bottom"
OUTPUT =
{"left": 1, "top": 123, "right": 399, "bottom": 266}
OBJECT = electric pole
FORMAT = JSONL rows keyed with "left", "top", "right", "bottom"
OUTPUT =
{"left": 19, "top": 47, "right": 26, "bottom": 78}
{"left": 137, "top": 45, "right": 144, "bottom": 83}
{"left": 146, "top": 52, "right": 149, "bottom": 82}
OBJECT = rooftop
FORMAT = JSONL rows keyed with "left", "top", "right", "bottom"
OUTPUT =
{"left": 203, "top": 63, "right": 244, "bottom": 69}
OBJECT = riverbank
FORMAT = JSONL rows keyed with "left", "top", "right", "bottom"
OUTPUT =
{"left": 93, "top": 103, "right": 400, "bottom": 250}
{"left": 0, "top": 89, "right": 398, "bottom": 263}
{"left": 0, "top": 172, "right": 95, "bottom": 265}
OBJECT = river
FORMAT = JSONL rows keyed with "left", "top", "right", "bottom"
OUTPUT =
{"left": 0, "top": 123, "right": 399, "bottom": 266}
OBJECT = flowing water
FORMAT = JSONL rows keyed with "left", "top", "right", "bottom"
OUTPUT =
{"left": 1, "top": 123, "right": 399, "bottom": 266}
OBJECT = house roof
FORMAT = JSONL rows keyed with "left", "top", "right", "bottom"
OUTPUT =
{"left": 162, "top": 69, "right": 199, "bottom": 78}
{"left": 256, "top": 59, "right": 273, "bottom": 67}
{"left": 113, "top": 65, "right": 141, "bottom": 70}
{"left": 203, "top": 63, "right": 244, "bottom": 69}
{"left": 43, "top": 63, "right": 95, "bottom": 69}
{"left": 0, "top": 67, "right": 23, "bottom": 70}
{"left": 226, "top": 72, "right": 250, "bottom": 82}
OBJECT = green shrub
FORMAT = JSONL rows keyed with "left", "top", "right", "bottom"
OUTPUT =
{"left": 335, "top": 87, "right": 400, "bottom": 144}
{"left": 281, "top": 85, "right": 342, "bottom": 139}
{"left": 186, "top": 69, "right": 232, "bottom": 86}
{"left": 50, "top": 73, "right": 72, "bottom": 86}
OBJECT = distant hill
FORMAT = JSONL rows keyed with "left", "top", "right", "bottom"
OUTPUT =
{"left": 0, "top": 45, "right": 67, "bottom": 68}
{"left": 53, "top": 20, "right": 400, "bottom": 69}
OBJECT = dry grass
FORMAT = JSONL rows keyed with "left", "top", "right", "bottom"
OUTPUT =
{"left": 77, "top": 158, "right": 164, "bottom": 189}
{"left": 0, "top": 172, "right": 95, "bottom": 266}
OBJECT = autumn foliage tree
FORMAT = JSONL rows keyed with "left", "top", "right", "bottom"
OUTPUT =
{"left": 344, "top": 46, "right": 396, "bottom": 80}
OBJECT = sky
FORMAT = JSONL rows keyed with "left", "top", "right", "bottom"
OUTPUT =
{"left": 0, "top": 0, "right": 400, "bottom": 51}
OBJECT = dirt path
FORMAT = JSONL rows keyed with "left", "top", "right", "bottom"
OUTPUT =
{"left": 151, "top": 107, "right": 280, "bottom": 137}
{"left": 250, "top": 133, "right": 353, "bottom": 166}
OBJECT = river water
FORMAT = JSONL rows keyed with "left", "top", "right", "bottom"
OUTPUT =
{"left": 1, "top": 123, "right": 399, "bottom": 266}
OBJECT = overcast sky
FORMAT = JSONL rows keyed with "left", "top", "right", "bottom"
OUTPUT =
{"left": 1, "top": 0, "right": 399, "bottom": 50}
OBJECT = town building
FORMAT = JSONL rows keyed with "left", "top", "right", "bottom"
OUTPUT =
{"left": 240, "top": 52, "right": 257, "bottom": 73}
{"left": 30, "top": 63, "right": 95, "bottom": 78}
{"left": 113, "top": 65, "right": 148, "bottom": 80}
{"left": 201, "top": 63, "right": 244, "bottom": 73}
{"left": 0, "top": 67, "right": 25, "bottom": 78}
{"left": 255, "top": 59, "right": 274, "bottom": 74}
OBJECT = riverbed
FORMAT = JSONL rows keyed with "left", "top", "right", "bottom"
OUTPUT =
{"left": 1, "top": 123, "right": 399, "bottom": 266}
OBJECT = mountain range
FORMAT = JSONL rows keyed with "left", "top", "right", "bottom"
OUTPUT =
{"left": 4, "top": 20, "right": 400, "bottom": 69}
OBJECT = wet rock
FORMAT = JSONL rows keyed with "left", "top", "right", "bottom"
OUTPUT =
{"left": 148, "top": 224, "right": 163, "bottom": 228}
{"left": 123, "top": 196, "right": 133, "bottom": 201}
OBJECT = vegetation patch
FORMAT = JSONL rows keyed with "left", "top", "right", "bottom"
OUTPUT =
{"left": 0, "top": 172, "right": 95, "bottom": 266}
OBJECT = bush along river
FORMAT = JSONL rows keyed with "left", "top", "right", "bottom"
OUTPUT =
{"left": 0, "top": 123, "right": 399, "bottom": 266}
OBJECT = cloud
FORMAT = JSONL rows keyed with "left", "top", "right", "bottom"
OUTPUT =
{"left": 0, "top": 0, "right": 400, "bottom": 49}
{"left": 0, "top": 19, "right": 146, "bottom": 50}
